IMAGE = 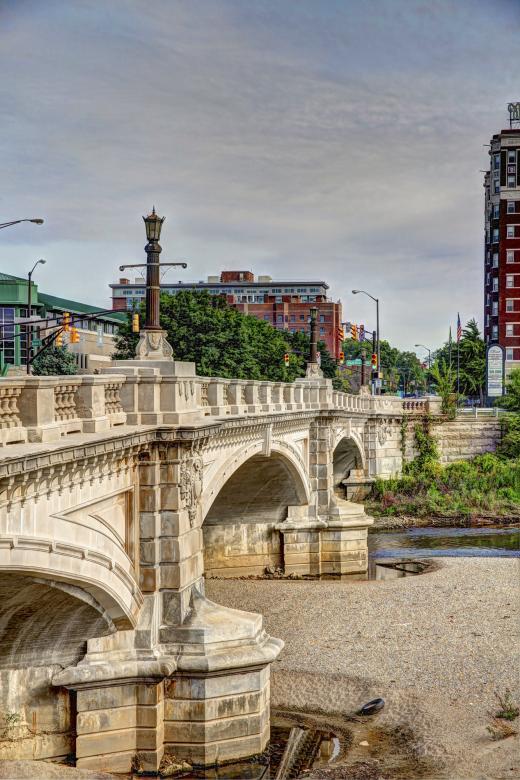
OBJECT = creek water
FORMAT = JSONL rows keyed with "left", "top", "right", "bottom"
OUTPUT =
{"left": 369, "top": 524, "right": 520, "bottom": 561}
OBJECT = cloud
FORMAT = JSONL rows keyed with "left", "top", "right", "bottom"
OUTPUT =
{"left": 1, "top": 0, "right": 518, "bottom": 349}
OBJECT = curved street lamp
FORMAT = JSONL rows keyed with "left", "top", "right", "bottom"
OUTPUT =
{"left": 0, "top": 218, "right": 44, "bottom": 230}
{"left": 414, "top": 343, "right": 432, "bottom": 368}
{"left": 26, "top": 259, "right": 46, "bottom": 374}
{"left": 352, "top": 289, "right": 380, "bottom": 393}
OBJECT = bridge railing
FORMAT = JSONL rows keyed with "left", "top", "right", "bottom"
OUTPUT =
{"left": 0, "top": 375, "right": 127, "bottom": 447}
{"left": 196, "top": 376, "right": 334, "bottom": 417}
{"left": 0, "top": 369, "right": 444, "bottom": 445}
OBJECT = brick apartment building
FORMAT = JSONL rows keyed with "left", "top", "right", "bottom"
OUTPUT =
{"left": 484, "top": 118, "right": 520, "bottom": 379}
{"left": 110, "top": 270, "right": 343, "bottom": 358}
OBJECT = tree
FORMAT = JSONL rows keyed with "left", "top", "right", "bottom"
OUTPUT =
{"left": 113, "top": 291, "right": 308, "bottom": 381}
{"left": 432, "top": 319, "right": 485, "bottom": 402}
{"left": 32, "top": 346, "right": 78, "bottom": 376}
{"left": 430, "top": 359, "right": 456, "bottom": 416}
{"left": 499, "top": 368, "right": 520, "bottom": 412}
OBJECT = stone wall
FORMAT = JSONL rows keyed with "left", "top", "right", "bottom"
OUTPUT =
{"left": 432, "top": 419, "right": 502, "bottom": 463}
{"left": 403, "top": 417, "right": 502, "bottom": 465}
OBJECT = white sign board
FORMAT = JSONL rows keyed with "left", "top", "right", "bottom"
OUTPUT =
{"left": 487, "top": 345, "right": 504, "bottom": 397}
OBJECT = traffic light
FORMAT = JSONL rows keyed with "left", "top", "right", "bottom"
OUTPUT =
{"left": 339, "top": 351, "right": 345, "bottom": 365}
{"left": 284, "top": 352, "right": 290, "bottom": 367}
{"left": 350, "top": 323, "right": 358, "bottom": 340}
{"left": 56, "top": 331, "right": 63, "bottom": 347}
{"left": 62, "top": 312, "right": 70, "bottom": 332}
{"left": 132, "top": 313, "right": 140, "bottom": 333}
{"left": 371, "top": 353, "right": 378, "bottom": 370}
{"left": 337, "top": 326, "right": 344, "bottom": 342}
{"left": 70, "top": 327, "right": 80, "bottom": 344}
{"left": 359, "top": 324, "right": 365, "bottom": 342}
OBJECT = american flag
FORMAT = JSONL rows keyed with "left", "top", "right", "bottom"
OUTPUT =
{"left": 457, "top": 313, "right": 462, "bottom": 343}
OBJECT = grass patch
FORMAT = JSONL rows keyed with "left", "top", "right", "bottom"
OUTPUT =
{"left": 367, "top": 453, "right": 520, "bottom": 520}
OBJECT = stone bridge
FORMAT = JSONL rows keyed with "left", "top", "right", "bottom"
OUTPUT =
{"left": 0, "top": 363, "right": 443, "bottom": 772}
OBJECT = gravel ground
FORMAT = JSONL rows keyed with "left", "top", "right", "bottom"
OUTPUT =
{"left": 206, "top": 558, "right": 520, "bottom": 780}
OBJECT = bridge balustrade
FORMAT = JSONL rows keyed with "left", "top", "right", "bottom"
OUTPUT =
{"left": 0, "top": 371, "right": 443, "bottom": 447}
{"left": 0, "top": 375, "right": 127, "bottom": 447}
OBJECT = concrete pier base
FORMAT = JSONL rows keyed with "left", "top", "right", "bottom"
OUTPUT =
{"left": 278, "top": 501, "right": 373, "bottom": 577}
{"left": 54, "top": 590, "right": 282, "bottom": 772}
{"left": 160, "top": 588, "right": 282, "bottom": 766}
{"left": 321, "top": 500, "right": 373, "bottom": 575}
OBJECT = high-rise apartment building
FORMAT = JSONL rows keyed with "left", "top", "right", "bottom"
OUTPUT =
{"left": 484, "top": 110, "right": 520, "bottom": 381}
{"left": 110, "top": 270, "right": 343, "bottom": 358}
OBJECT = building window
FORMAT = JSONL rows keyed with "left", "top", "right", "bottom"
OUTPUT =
{"left": 493, "top": 278, "right": 499, "bottom": 292}
{"left": 494, "top": 154, "right": 500, "bottom": 170}
{"left": 492, "top": 301, "right": 498, "bottom": 315}
{"left": 486, "top": 272, "right": 490, "bottom": 284}
{"left": 506, "top": 323, "right": 514, "bottom": 337}
{"left": 506, "top": 348, "right": 514, "bottom": 361}
{"left": 506, "top": 275, "right": 514, "bottom": 288}
{"left": 300, "top": 314, "right": 305, "bottom": 321}
{"left": 486, "top": 293, "right": 490, "bottom": 306}
{"left": 319, "top": 315, "right": 325, "bottom": 323}
{"left": 277, "top": 314, "right": 283, "bottom": 323}
{"left": 493, "top": 228, "right": 499, "bottom": 242}
{"left": 493, "top": 203, "right": 499, "bottom": 219}
{"left": 493, "top": 253, "right": 499, "bottom": 268}
{"left": 506, "top": 299, "right": 514, "bottom": 312}
{"left": 492, "top": 324, "right": 498, "bottom": 340}
{"left": 494, "top": 177, "right": 500, "bottom": 194}
{"left": 507, "top": 225, "right": 516, "bottom": 238}
{"left": 486, "top": 314, "right": 490, "bottom": 327}
{"left": 508, "top": 175, "right": 516, "bottom": 188}
{"left": 508, "top": 201, "right": 516, "bottom": 214}
{"left": 508, "top": 150, "right": 516, "bottom": 164}
{"left": 507, "top": 250, "right": 515, "bottom": 263}
{"left": 319, "top": 327, "right": 325, "bottom": 335}
{"left": 290, "top": 314, "right": 295, "bottom": 322}
{"left": 263, "top": 314, "right": 270, "bottom": 321}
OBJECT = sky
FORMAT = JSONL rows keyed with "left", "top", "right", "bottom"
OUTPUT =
{"left": 1, "top": 0, "right": 519, "bottom": 352}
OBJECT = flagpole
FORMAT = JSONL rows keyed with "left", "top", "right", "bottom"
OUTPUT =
{"left": 456, "top": 341, "right": 460, "bottom": 401}
{"left": 456, "top": 314, "right": 461, "bottom": 405}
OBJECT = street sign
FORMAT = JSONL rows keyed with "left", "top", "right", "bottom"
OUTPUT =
{"left": 31, "top": 338, "right": 42, "bottom": 347}
{"left": 487, "top": 344, "right": 504, "bottom": 397}
{"left": 346, "top": 359, "right": 362, "bottom": 366}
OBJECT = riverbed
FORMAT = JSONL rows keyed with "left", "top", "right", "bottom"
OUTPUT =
{"left": 207, "top": 557, "right": 520, "bottom": 779}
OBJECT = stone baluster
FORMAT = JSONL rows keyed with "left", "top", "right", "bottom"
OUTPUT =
{"left": 207, "top": 379, "right": 225, "bottom": 415}
{"left": 293, "top": 383, "right": 303, "bottom": 408}
{"left": 244, "top": 382, "right": 259, "bottom": 410}
{"left": 283, "top": 384, "right": 294, "bottom": 409}
{"left": 258, "top": 382, "right": 270, "bottom": 411}
{"left": 271, "top": 383, "right": 282, "bottom": 410}
{"left": 226, "top": 382, "right": 242, "bottom": 414}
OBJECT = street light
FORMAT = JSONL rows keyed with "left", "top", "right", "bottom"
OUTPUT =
{"left": 26, "top": 259, "right": 46, "bottom": 374}
{"left": 0, "top": 218, "right": 44, "bottom": 230}
{"left": 414, "top": 344, "right": 432, "bottom": 368}
{"left": 118, "top": 208, "right": 188, "bottom": 360}
{"left": 352, "top": 289, "right": 380, "bottom": 392}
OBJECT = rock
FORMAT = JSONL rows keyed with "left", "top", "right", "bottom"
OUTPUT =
{"left": 358, "top": 697, "right": 385, "bottom": 716}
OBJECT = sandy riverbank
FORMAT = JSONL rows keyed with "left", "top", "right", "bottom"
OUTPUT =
{"left": 207, "top": 557, "right": 520, "bottom": 779}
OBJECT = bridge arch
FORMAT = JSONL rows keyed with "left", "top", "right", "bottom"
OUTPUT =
{"left": 202, "top": 443, "right": 311, "bottom": 577}
{"left": 0, "top": 573, "right": 115, "bottom": 761}
{"left": 332, "top": 434, "right": 366, "bottom": 498}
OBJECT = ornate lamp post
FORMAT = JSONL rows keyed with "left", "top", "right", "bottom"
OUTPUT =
{"left": 119, "top": 208, "right": 187, "bottom": 361}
